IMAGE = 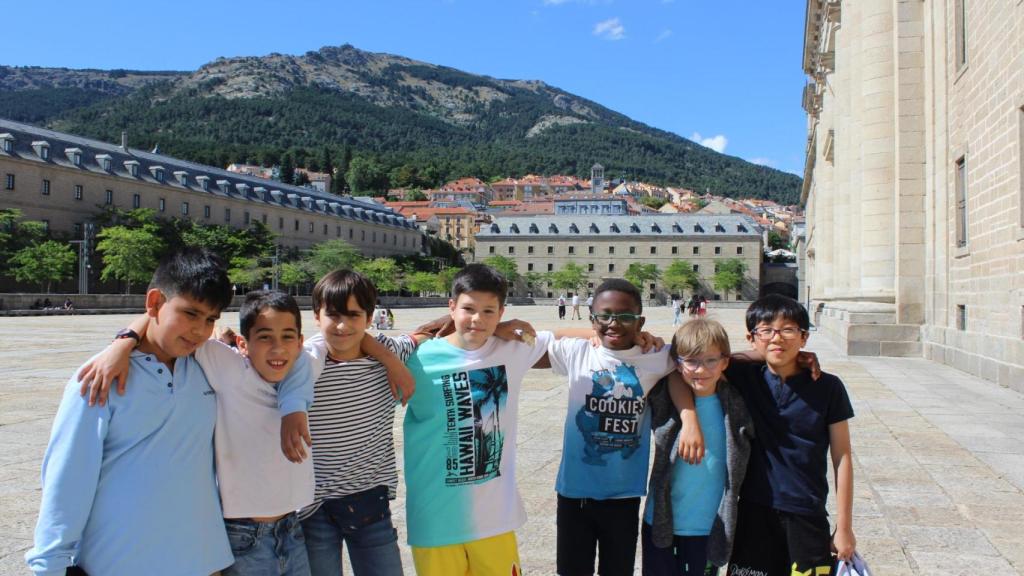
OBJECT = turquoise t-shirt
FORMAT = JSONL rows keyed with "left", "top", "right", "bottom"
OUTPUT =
{"left": 402, "top": 332, "right": 551, "bottom": 547}
{"left": 644, "top": 393, "right": 727, "bottom": 535}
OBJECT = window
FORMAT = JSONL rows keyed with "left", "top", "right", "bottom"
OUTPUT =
{"left": 588, "top": 246, "right": 595, "bottom": 254}
{"left": 322, "top": 223, "right": 327, "bottom": 235}
{"left": 955, "top": 0, "right": 967, "bottom": 70}
{"left": 279, "top": 217, "right": 284, "bottom": 230}
{"left": 263, "top": 214, "right": 269, "bottom": 225}
{"left": 74, "top": 185, "right": 83, "bottom": 200}
{"left": 105, "top": 189, "right": 113, "bottom": 205}
{"left": 159, "top": 198, "right": 166, "bottom": 212}
{"left": 337, "top": 225, "right": 342, "bottom": 237}
{"left": 42, "top": 179, "right": 50, "bottom": 195}
{"left": 181, "top": 202, "right": 189, "bottom": 216}
{"left": 489, "top": 246, "right": 496, "bottom": 254}
{"left": 568, "top": 246, "right": 575, "bottom": 254}
{"left": 629, "top": 246, "right": 636, "bottom": 254}
{"left": 957, "top": 304, "right": 967, "bottom": 331}
{"left": 671, "top": 246, "right": 678, "bottom": 255}
{"left": 224, "top": 208, "right": 231, "bottom": 223}
{"left": 956, "top": 156, "right": 968, "bottom": 247}
{"left": 41, "top": 219, "right": 49, "bottom": 232}
{"left": 74, "top": 223, "right": 81, "bottom": 236}
{"left": 547, "top": 263, "right": 554, "bottom": 271}
{"left": 72, "top": 152, "right": 81, "bottom": 166}
{"left": 373, "top": 232, "right": 377, "bottom": 242}
{"left": 204, "top": 205, "right": 211, "bottom": 218}
{"left": 5, "top": 174, "right": 14, "bottom": 190}
{"left": 295, "top": 219, "right": 300, "bottom": 231}
{"left": 608, "top": 263, "right": 615, "bottom": 272}
{"left": 527, "top": 263, "right": 534, "bottom": 271}
{"left": 349, "top": 229, "right": 354, "bottom": 239}
{"left": 361, "top": 230, "right": 366, "bottom": 241}
{"left": 547, "top": 246, "right": 554, "bottom": 254}
{"left": 528, "top": 246, "right": 534, "bottom": 254}
{"left": 693, "top": 264, "right": 699, "bottom": 272}
{"left": 588, "top": 263, "right": 594, "bottom": 272}
{"left": 247, "top": 212, "right": 253, "bottom": 226}
{"left": 609, "top": 246, "right": 615, "bottom": 254}
{"left": 650, "top": 246, "right": 657, "bottom": 254}
{"left": 40, "top": 146, "right": 49, "bottom": 160}
{"left": 133, "top": 193, "right": 140, "bottom": 208}
{"left": 715, "top": 246, "right": 722, "bottom": 255}
{"left": 693, "top": 246, "right": 699, "bottom": 255}
{"left": 508, "top": 246, "right": 514, "bottom": 254}
{"left": 309, "top": 222, "right": 314, "bottom": 233}
{"left": 737, "top": 246, "right": 744, "bottom": 255}
{"left": 2, "top": 139, "right": 11, "bottom": 153}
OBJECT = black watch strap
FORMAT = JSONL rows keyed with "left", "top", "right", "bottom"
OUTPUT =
{"left": 114, "top": 328, "right": 140, "bottom": 342}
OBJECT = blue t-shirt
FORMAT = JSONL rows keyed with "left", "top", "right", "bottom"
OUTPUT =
{"left": 644, "top": 393, "right": 727, "bottom": 535}
{"left": 547, "top": 339, "right": 675, "bottom": 499}
{"left": 727, "top": 364, "right": 854, "bottom": 516}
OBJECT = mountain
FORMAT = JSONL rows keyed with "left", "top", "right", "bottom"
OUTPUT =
{"left": 0, "top": 45, "right": 801, "bottom": 203}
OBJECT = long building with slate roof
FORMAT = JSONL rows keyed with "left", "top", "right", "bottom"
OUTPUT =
{"left": 475, "top": 214, "right": 763, "bottom": 300}
{"left": 0, "top": 118, "right": 422, "bottom": 257}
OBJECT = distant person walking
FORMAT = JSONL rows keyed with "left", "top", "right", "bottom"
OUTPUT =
{"left": 570, "top": 293, "right": 582, "bottom": 320}
{"left": 671, "top": 297, "right": 681, "bottom": 325}
{"left": 687, "top": 295, "right": 700, "bottom": 318}
{"left": 698, "top": 295, "right": 708, "bottom": 317}
{"left": 557, "top": 295, "right": 566, "bottom": 320}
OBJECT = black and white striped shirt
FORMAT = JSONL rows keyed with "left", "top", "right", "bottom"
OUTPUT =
{"left": 299, "top": 334, "right": 415, "bottom": 519}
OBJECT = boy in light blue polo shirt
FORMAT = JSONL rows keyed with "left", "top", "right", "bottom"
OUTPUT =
{"left": 25, "top": 248, "right": 308, "bottom": 576}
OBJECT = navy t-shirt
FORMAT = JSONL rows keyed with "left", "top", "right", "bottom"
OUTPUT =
{"left": 725, "top": 364, "right": 854, "bottom": 517}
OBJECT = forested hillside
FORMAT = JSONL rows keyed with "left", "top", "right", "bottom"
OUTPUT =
{"left": 0, "top": 45, "right": 801, "bottom": 203}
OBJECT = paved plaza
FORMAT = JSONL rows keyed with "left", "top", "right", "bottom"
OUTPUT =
{"left": 2, "top": 304, "right": 1024, "bottom": 575}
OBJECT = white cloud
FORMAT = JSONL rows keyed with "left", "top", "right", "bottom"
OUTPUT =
{"left": 654, "top": 29, "right": 672, "bottom": 43}
{"left": 593, "top": 17, "right": 626, "bottom": 41}
{"left": 691, "top": 132, "right": 728, "bottom": 153}
{"left": 749, "top": 157, "right": 776, "bottom": 167}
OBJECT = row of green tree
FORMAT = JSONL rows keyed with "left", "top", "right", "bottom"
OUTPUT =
{"left": 482, "top": 255, "right": 750, "bottom": 300}
{"left": 0, "top": 207, "right": 464, "bottom": 295}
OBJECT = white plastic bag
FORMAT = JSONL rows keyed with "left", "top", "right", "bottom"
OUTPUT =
{"left": 835, "top": 552, "right": 872, "bottom": 576}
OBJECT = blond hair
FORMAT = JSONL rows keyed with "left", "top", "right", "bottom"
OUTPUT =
{"left": 671, "top": 318, "right": 731, "bottom": 360}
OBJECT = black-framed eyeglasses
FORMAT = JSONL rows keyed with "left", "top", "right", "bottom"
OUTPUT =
{"left": 590, "top": 312, "right": 641, "bottom": 326}
{"left": 675, "top": 356, "right": 725, "bottom": 371}
{"left": 749, "top": 327, "right": 807, "bottom": 341}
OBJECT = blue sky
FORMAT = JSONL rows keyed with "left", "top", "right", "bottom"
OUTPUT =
{"left": 4, "top": 0, "right": 807, "bottom": 175}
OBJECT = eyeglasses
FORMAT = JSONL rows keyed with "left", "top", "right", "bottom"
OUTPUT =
{"left": 590, "top": 312, "right": 641, "bottom": 326}
{"left": 749, "top": 327, "right": 807, "bottom": 341}
{"left": 676, "top": 356, "right": 724, "bottom": 371}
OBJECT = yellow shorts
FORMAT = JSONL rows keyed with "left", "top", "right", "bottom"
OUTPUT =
{"left": 411, "top": 531, "right": 521, "bottom": 576}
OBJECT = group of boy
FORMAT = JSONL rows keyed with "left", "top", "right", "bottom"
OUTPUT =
{"left": 25, "top": 246, "right": 855, "bottom": 576}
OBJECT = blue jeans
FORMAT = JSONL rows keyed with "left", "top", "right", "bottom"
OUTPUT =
{"left": 301, "top": 486, "right": 403, "bottom": 576}
{"left": 223, "top": 513, "right": 311, "bottom": 576}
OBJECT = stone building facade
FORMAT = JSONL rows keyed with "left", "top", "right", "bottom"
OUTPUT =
{"left": 475, "top": 214, "right": 762, "bottom": 300}
{"left": 801, "top": 0, "right": 1024, "bottom": 387}
{"left": 0, "top": 119, "right": 422, "bottom": 258}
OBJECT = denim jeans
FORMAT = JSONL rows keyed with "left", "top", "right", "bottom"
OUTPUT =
{"left": 223, "top": 513, "right": 311, "bottom": 576}
{"left": 301, "top": 486, "right": 403, "bottom": 576}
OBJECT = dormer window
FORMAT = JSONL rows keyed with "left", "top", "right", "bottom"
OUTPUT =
{"left": 737, "top": 224, "right": 748, "bottom": 232}
{"left": 96, "top": 154, "right": 112, "bottom": 172}
{"left": 490, "top": 223, "right": 500, "bottom": 233}
{"left": 236, "top": 183, "right": 251, "bottom": 198}
{"left": 610, "top": 223, "right": 620, "bottom": 233}
{"left": 715, "top": 223, "right": 726, "bottom": 233}
{"left": 651, "top": 223, "right": 661, "bottom": 233}
{"left": 590, "top": 223, "right": 600, "bottom": 233}
{"left": 672, "top": 223, "right": 683, "bottom": 233}
{"left": 510, "top": 223, "right": 520, "bottom": 234}
{"left": 0, "top": 133, "right": 13, "bottom": 154}
{"left": 630, "top": 223, "right": 641, "bottom": 233}
{"left": 548, "top": 223, "right": 558, "bottom": 234}
{"left": 569, "top": 223, "right": 579, "bottom": 234}
{"left": 150, "top": 166, "right": 165, "bottom": 182}
{"left": 694, "top": 224, "right": 704, "bottom": 233}
{"left": 174, "top": 171, "right": 188, "bottom": 186}
{"left": 196, "top": 176, "right": 210, "bottom": 191}
{"left": 66, "top": 148, "right": 83, "bottom": 167}
{"left": 254, "top": 187, "right": 267, "bottom": 201}
{"left": 217, "top": 180, "right": 231, "bottom": 194}
{"left": 124, "top": 160, "right": 140, "bottom": 177}
{"left": 33, "top": 141, "right": 50, "bottom": 160}
{"left": 529, "top": 223, "right": 539, "bottom": 234}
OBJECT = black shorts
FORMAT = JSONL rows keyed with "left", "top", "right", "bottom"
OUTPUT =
{"left": 641, "top": 522, "right": 715, "bottom": 576}
{"left": 557, "top": 494, "right": 641, "bottom": 576}
{"left": 727, "top": 500, "right": 832, "bottom": 576}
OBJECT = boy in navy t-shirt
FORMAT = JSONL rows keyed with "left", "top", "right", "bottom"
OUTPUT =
{"left": 726, "top": 295, "right": 856, "bottom": 576}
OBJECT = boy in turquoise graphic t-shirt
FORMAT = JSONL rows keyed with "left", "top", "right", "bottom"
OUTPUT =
{"left": 403, "top": 264, "right": 551, "bottom": 576}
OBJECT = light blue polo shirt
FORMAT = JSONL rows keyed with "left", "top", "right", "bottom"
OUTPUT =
{"left": 28, "top": 351, "right": 236, "bottom": 576}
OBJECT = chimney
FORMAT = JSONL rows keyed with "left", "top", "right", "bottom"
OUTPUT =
{"left": 121, "top": 131, "right": 128, "bottom": 152}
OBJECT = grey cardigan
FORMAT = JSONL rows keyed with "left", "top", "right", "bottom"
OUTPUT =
{"left": 646, "top": 376, "right": 753, "bottom": 567}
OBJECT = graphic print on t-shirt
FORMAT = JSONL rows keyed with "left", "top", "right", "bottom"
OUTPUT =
{"left": 575, "top": 363, "right": 646, "bottom": 465}
{"left": 441, "top": 365, "right": 509, "bottom": 486}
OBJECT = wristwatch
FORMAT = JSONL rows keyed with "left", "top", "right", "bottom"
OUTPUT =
{"left": 114, "top": 328, "right": 141, "bottom": 343}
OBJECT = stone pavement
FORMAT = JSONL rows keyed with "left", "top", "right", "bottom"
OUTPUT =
{"left": 1, "top": 304, "right": 1023, "bottom": 575}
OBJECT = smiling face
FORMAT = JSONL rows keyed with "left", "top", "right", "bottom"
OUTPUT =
{"left": 447, "top": 290, "right": 504, "bottom": 351}
{"left": 314, "top": 294, "right": 371, "bottom": 361}
{"left": 144, "top": 290, "right": 221, "bottom": 365}
{"left": 747, "top": 315, "right": 809, "bottom": 377}
{"left": 676, "top": 345, "right": 729, "bottom": 397}
{"left": 590, "top": 289, "right": 644, "bottom": 351}
{"left": 237, "top": 307, "right": 304, "bottom": 383}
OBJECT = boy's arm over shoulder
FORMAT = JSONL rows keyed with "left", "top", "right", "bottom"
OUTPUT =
{"left": 544, "top": 333, "right": 588, "bottom": 376}
{"left": 276, "top": 350, "right": 314, "bottom": 417}
{"left": 26, "top": 375, "right": 110, "bottom": 576}
{"left": 193, "top": 339, "right": 245, "bottom": 392}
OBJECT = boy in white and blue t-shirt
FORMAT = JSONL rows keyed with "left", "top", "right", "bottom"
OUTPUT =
{"left": 545, "top": 279, "right": 698, "bottom": 576}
